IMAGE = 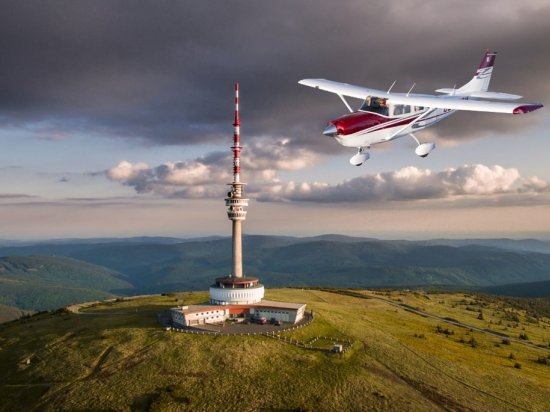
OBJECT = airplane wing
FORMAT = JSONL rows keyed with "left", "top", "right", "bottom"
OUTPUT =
{"left": 298, "top": 79, "right": 543, "bottom": 114}
{"left": 435, "top": 89, "right": 523, "bottom": 100}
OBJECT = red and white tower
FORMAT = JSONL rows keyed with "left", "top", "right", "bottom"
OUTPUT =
{"left": 210, "top": 83, "right": 264, "bottom": 305}
{"left": 226, "top": 82, "right": 248, "bottom": 278}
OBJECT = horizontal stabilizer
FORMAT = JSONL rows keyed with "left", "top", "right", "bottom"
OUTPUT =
{"left": 436, "top": 88, "right": 522, "bottom": 100}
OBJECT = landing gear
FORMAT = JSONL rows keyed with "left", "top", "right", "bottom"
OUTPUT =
{"left": 409, "top": 133, "right": 435, "bottom": 158}
{"left": 349, "top": 147, "right": 370, "bottom": 166}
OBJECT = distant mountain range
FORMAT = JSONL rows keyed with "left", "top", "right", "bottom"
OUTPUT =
{"left": 481, "top": 279, "right": 550, "bottom": 297}
{"left": 2, "top": 234, "right": 549, "bottom": 251}
{"left": 0, "top": 234, "right": 549, "bottom": 320}
{"left": 417, "top": 238, "right": 550, "bottom": 254}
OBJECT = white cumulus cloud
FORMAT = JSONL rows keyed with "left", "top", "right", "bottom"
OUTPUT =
{"left": 106, "top": 151, "right": 550, "bottom": 206}
{"left": 107, "top": 160, "right": 150, "bottom": 182}
{"left": 258, "top": 164, "right": 550, "bottom": 204}
{"left": 105, "top": 139, "right": 323, "bottom": 198}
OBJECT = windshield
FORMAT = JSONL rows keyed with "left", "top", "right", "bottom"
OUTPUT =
{"left": 360, "top": 96, "right": 389, "bottom": 116}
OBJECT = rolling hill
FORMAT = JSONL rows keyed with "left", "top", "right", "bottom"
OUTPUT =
{"left": 0, "top": 256, "right": 133, "bottom": 313}
{"left": 482, "top": 279, "right": 550, "bottom": 297}
{"left": 1, "top": 289, "right": 549, "bottom": 411}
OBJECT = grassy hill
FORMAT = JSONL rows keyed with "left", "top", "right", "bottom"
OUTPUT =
{"left": 1, "top": 289, "right": 549, "bottom": 411}
{"left": 0, "top": 256, "right": 133, "bottom": 314}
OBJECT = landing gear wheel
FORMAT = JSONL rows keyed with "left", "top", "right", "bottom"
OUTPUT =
{"left": 408, "top": 133, "right": 435, "bottom": 158}
{"left": 350, "top": 147, "right": 370, "bottom": 166}
{"left": 415, "top": 143, "right": 436, "bottom": 158}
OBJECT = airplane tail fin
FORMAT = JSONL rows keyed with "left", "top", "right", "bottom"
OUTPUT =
{"left": 457, "top": 50, "right": 497, "bottom": 93}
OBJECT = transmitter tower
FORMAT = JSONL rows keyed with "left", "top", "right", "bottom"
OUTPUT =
{"left": 209, "top": 83, "right": 264, "bottom": 305}
{"left": 226, "top": 82, "right": 248, "bottom": 278}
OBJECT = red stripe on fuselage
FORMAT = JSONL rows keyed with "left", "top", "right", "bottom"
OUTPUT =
{"left": 330, "top": 112, "right": 417, "bottom": 136}
{"left": 330, "top": 109, "right": 453, "bottom": 138}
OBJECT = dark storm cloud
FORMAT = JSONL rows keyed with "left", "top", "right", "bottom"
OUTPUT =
{"left": 0, "top": 1, "right": 548, "bottom": 151}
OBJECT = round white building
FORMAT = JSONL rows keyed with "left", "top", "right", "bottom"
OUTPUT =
{"left": 209, "top": 276, "right": 264, "bottom": 305}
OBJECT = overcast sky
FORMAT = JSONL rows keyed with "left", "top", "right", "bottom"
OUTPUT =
{"left": 0, "top": 0, "right": 549, "bottom": 240}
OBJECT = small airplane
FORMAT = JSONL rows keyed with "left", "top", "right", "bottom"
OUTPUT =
{"left": 299, "top": 50, "right": 543, "bottom": 166}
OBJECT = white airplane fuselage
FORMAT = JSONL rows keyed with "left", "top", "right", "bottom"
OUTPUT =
{"left": 328, "top": 106, "right": 455, "bottom": 148}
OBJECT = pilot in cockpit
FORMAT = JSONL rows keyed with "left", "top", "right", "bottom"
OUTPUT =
{"left": 361, "top": 97, "right": 389, "bottom": 116}
{"left": 377, "top": 98, "right": 389, "bottom": 116}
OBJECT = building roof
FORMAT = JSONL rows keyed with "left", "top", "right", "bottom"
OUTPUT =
{"left": 214, "top": 276, "right": 260, "bottom": 284}
{"left": 255, "top": 300, "right": 306, "bottom": 310}
{"left": 173, "top": 304, "right": 222, "bottom": 315}
{"left": 172, "top": 299, "right": 306, "bottom": 316}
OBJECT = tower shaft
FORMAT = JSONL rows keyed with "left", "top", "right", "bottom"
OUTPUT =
{"left": 232, "top": 220, "right": 242, "bottom": 277}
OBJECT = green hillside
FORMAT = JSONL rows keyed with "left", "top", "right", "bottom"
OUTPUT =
{"left": 1, "top": 289, "right": 549, "bottom": 411}
{"left": 0, "top": 256, "right": 133, "bottom": 313}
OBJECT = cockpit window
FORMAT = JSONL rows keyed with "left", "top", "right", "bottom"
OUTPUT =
{"left": 392, "top": 104, "right": 411, "bottom": 116}
{"left": 360, "top": 96, "right": 389, "bottom": 116}
{"left": 393, "top": 105, "right": 426, "bottom": 116}
{"left": 360, "top": 98, "right": 426, "bottom": 117}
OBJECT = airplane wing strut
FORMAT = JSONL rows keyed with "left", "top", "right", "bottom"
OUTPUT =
{"left": 337, "top": 94, "right": 353, "bottom": 113}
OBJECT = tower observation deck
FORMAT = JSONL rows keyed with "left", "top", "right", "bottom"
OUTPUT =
{"left": 210, "top": 83, "right": 264, "bottom": 305}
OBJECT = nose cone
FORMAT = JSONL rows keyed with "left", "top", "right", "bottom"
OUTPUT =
{"left": 323, "top": 124, "right": 338, "bottom": 137}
